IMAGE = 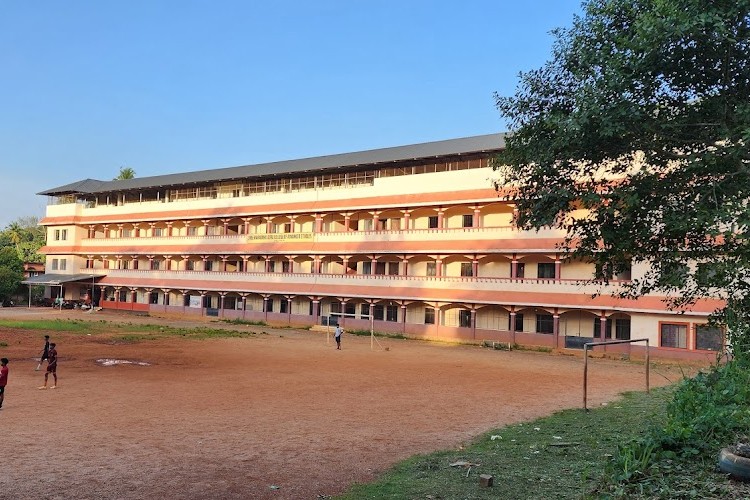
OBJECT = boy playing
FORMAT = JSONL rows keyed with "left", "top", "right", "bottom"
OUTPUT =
{"left": 39, "top": 343, "right": 57, "bottom": 389}
{"left": 35, "top": 335, "right": 50, "bottom": 371}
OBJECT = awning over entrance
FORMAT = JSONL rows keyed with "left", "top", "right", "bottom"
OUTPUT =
{"left": 22, "top": 273, "right": 104, "bottom": 285}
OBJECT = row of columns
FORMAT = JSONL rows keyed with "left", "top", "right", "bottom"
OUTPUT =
{"left": 101, "top": 287, "right": 614, "bottom": 347}
{"left": 88, "top": 253, "right": 564, "bottom": 279}
{"left": 87, "top": 205, "right": 494, "bottom": 239}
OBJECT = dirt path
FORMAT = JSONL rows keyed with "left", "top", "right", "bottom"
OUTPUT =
{"left": 0, "top": 308, "right": 691, "bottom": 499}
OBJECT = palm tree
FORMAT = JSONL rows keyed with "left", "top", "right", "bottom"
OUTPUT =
{"left": 114, "top": 167, "right": 136, "bottom": 180}
{"left": 6, "top": 222, "right": 22, "bottom": 255}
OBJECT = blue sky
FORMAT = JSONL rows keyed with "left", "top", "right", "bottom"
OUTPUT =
{"left": 0, "top": 1, "right": 582, "bottom": 229}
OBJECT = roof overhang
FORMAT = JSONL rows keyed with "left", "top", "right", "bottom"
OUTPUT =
{"left": 37, "top": 133, "right": 507, "bottom": 197}
{"left": 22, "top": 273, "right": 105, "bottom": 286}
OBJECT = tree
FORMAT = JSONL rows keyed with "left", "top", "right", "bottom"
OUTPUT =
{"left": 5, "top": 222, "right": 22, "bottom": 254}
{"left": 493, "top": 1, "right": 750, "bottom": 359}
{"left": 114, "top": 166, "right": 136, "bottom": 180}
{"left": 0, "top": 217, "right": 46, "bottom": 263}
{"left": 0, "top": 247, "right": 23, "bottom": 301}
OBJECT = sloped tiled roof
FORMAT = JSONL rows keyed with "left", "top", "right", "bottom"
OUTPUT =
{"left": 38, "top": 133, "right": 505, "bottom": 196}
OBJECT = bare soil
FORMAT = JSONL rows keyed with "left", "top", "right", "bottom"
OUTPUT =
{"left": 0, "top": 308, "right": 693, "bottom": 499}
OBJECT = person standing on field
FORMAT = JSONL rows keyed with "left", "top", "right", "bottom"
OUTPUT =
{"left": 0, "top": 358, "right": 8, "bottom": 408}
{"left": 39, "top": 343, "right": 57, "bottom": 389}
{"left": 334, "top": 325, "right": 343, "bottom": 350}
{"left": 36, "top": 335, "right": 50, "bottom": 371}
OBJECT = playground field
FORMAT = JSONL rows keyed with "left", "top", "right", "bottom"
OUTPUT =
{"left": 0, "top": 308, "right": 691, "bottom": 499}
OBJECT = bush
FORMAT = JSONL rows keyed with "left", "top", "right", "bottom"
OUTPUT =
{"left": 600, "top": 360, "right": 750, "bottom": 496}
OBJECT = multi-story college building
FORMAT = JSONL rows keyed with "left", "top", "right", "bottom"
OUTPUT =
{"left": 35, "top": 133, "right": 723, "bottom": 360}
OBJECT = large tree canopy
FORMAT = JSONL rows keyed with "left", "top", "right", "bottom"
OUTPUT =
{"left": 0, "top": 217, "right": 46, "bottom": 263}
{"left": 0, "top": 247, "right": 23, "bottom": 301}
{"left": 494, "top": 0, "right": 750, "bottom": 351}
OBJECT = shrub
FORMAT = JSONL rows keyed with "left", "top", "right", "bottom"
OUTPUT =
{"left": 601, "top": 360, "right": 750, "bottom": 495}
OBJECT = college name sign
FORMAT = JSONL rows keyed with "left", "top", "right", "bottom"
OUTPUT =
{"left": 246, "top": 232, "right": 315, "bottom": 242}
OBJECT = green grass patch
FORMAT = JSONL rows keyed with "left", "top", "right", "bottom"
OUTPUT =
{"left": 597, "top": 361, "right": 750, "bottom": 498}
{"left": 340, "top": 389, "right": 674, "bottom": 499}
{"left": 112, "top": 334, "right": 161, "bottom": 343}
{"left": 514, "top": 344, "right": 553, "bottom": 354}
{"left": 341, "top": 362, "right": 750, "bottom": 499}
{"left": 0, "top": 319, "right": 102, "bottom": 333}
{"left": 109, "top": 324, "right": 259, "bottom": 339}
{"left": 0, "top": 342, "right": 7, "bottom": 347}
{"left": 346, "top": 329, "right": 408, "bottom": 340}
{"left": 0, "top": 319, "right": 260, "bottom": 340}
{"left": 218, "top": 318, "right": 268, "bottom": 326}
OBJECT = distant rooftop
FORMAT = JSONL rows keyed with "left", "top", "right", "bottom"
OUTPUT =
{"left": 38, "top": 133, "right": 505, "bottom": 197}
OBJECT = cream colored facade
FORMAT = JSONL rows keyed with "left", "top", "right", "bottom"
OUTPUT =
{"left": 37, "top": 134, "right": 723, "bottom": 360}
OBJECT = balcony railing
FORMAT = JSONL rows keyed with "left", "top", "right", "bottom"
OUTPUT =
{"left": 89, "top": 268, "right": 628, "bottom": 291}
{"left": 84, "top": 225, "right": 558, "bottom": 241}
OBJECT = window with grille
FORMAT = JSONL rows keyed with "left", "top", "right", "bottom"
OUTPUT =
{"left": 615, "top": 318, "right": 631, "bottom": 340}
{"left": 696, "top": 325, "right": 723, "bottom": 351}
{"left": 428, "top": 216, "right": 438, "bottom": 229}
{"left": 459, "top": 310, "right": 472, "bottom": 327}
{"left": 660, "top": 323, "right": 687, "bottom": 348}
{"left": 537, "top": 263, "right": 555, "bottom": 279}
{"left": 462, "top": 214, "right": 473, "bottom": 228}
{"left": 425, "top": 307, "right": 435, "bottom": 324}
{"left": 536, "top": 314, "right": 554, "bottom": 334}
{"left": 511, "top": 313, "right": 524, "bottom": 332}
{"left": 386, "top": 305, "right": 398, "bottom": 322}
{"left": 426, "top": 262, "right": 436, "bottom": 276}
{"left": 460, "top": 263, "right": 473, "bottom": 277}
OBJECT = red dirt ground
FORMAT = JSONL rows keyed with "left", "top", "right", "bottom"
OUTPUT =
{"left": 0, "top": 308, "right": 696, "bottom": 499}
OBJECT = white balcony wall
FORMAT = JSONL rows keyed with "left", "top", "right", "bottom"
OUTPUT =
{"left": 100, "top": 269, "right": 619, "bottom": 298}
{"left": 44, "top": 202, "right": 84, "bottom": 219}
{"left": 481, "top": 261, "right": 510, "bottom": 278}
{"left": 561, "top": 260, "right": 594, "bottom": 280}
{"left": 55, "top": 168, "right": 499, "bottom": 224}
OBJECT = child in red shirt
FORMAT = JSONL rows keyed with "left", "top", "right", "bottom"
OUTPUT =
{"left": 0, "top": 358, "right": 9, "bottom": 408}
